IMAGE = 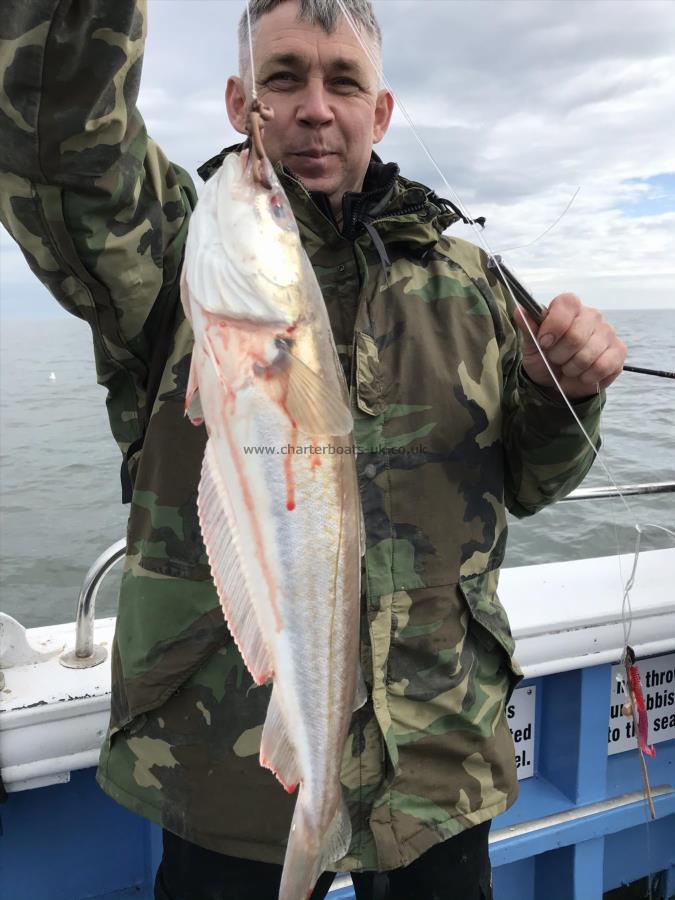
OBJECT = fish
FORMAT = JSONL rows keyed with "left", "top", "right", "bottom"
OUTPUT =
{"left": 180, "top": 149, "right": 364, "bottom": 900}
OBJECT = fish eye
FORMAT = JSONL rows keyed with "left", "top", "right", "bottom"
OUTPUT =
{"left": 269, "top": 193, "right": 287, "bottom": 221}
{"left": 274, "top": 336, "right": 294, "bottom": 352}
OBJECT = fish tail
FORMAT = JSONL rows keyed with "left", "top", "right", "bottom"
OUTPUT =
{"left": 279, "top": 793, "right": 351, "bottom": 900}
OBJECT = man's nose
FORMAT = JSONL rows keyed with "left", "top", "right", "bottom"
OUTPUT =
{"left": 296, "top": 80, "right": 334, "bottom": 127}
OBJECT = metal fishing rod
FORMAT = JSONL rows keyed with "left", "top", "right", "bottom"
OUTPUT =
{"left": 487, "top": 257, "right": 675, "bottom": 380}
{"left": 623, "top": 364, "right": 675, "bottom": 380}
{"left": 487, "top": 256, "right": 548, "bottom": 324}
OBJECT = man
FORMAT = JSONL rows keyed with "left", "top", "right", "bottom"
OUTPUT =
{"left": 0, "top": 1, "right": 625, "bottom": 898}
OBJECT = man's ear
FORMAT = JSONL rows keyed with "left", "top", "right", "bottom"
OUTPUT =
{"left": 372, "top": 89, "right": 394, "bottom": 144}
{"left": 226, "top": 76, "right": 248, "bottom": 134}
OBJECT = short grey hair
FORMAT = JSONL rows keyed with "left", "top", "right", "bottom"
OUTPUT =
{"left": 238, "top": 0, "right": 382, "bottom": 82}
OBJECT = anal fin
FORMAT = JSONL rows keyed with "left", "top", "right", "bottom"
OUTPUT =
{"left": 320, "top": 796, "right": 352, "bottom": 866}
{"left": 198, "top": 441, "right": 272, "bottom": 684}
{"left": 260, "top": 687, "right": 300, "bottom": 794}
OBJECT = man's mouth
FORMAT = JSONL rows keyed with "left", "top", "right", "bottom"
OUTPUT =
{"left": 291, "top": 150, "right": 336, "bottom": 159}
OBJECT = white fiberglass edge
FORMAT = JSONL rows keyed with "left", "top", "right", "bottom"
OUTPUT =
{"left": 501, "top": 547, "right": 675, "bottom": 675}
{"left": 1, "top": 551, "right": 673, "bottom": 792}
{"left": 0, "top": 617, "right": 115, "bottom": 792}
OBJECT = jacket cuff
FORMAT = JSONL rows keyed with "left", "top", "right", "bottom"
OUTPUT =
{"left": 516, "top": 366, "right": 605, "bottom": 434}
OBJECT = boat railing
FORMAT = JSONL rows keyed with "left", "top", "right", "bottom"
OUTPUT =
{"left": 326, "top": 780, "right": 674, "bottom": 893}
{"left": 561, "top": 480, "right": 675, "bottom": 501}
{"left": 59, "top": 538, "right": 126, "bottom": 669}
{"left": 57, "top": 480, "right": 675, "bottom": 669}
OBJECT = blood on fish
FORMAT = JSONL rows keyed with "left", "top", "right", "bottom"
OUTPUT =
{"left": 284, "top": 426, "right": 298, "bottom": 512}
{"left": 274, "top": 364, "right": 297, "bottom": 430}
{"left": 311, "top": 439, "right": 321, "bottom": 470}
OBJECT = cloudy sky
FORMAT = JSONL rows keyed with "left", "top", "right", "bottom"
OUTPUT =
{"left": 1, "top": 0, "right": 674, "bottom": 318}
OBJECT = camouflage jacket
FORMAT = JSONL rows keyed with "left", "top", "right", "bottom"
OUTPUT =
{"left": 0, "top": 0, "right": 604, "bottom": 872}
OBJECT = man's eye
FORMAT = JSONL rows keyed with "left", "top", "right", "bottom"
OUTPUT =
{"left": 332, "top": 78, "right": 360, "bottom": 91}
{"left": 268, "top": 72, "right": 297, "bottom": 84}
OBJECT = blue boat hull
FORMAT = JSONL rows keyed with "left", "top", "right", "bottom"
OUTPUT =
{"left": 2, "top": 662, "right": 673, "bottom": 899}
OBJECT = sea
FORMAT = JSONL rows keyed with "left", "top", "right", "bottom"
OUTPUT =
{"left": 1, "top": 309, "right": 673, "bottom": 629}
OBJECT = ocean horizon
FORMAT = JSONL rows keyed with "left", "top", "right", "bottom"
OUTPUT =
{"left": 1, "top": 307, "right": 673, "bottom": 629}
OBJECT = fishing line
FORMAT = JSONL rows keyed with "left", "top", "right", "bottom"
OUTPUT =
{"left": 501, "top": 186, "right": 581, "bottom": 253}
{"left": 621, "top": 526, "right": 641, "bottom": 647}
{"left": 618, "top": 523, "right": 674, "bottom": 647}
{"left": 245, "top": 0, "right": 258, "bottom": 99}
{"left": 597, "top": 407, "right": 635, "bottom": 648}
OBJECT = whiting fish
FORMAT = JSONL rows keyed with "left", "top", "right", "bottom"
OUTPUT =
{"left": 181, "top": 149, "right": 364, "bottom": 900}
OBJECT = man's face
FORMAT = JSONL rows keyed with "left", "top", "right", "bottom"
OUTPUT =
{"left": 227, "top": 1, "right": 393, "bottom": 217}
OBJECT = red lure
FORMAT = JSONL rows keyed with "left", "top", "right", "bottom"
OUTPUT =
{"left": 626, "top": 659, "right": 656, "bottom": 759}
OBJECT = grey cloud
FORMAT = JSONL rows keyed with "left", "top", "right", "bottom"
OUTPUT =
{"left": 373, "top": 0, "right": 675, "bottom": 126}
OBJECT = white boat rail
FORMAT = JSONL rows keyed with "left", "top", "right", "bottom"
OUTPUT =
{"left": 562, "top": 480, "right": 675, "bottom": 500}
{"left": 59, "top": 538, "right": 125, "bottom": 670}
{"left": 54, "top": 481, "right": 675, "bottom": 670}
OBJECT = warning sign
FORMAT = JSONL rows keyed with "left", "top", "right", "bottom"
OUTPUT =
{"left": 608, "top": 651, "right": 675, "bottom": 755}
{"left": 508, "top": 685, "right": 536, "bottom": 780}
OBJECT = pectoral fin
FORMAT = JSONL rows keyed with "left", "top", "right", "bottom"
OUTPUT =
{"left": 278, "top": 347, "right": 353, "bottom": 437}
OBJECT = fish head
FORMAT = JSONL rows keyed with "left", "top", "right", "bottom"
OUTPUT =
{"left": 211, "top": 152, "right": 307, "bottom": 324}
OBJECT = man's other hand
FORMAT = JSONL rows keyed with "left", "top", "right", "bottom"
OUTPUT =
{"left": 513, "top": 293, "right": 627, "bottom": 400}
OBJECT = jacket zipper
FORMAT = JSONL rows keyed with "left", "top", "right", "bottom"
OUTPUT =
{"left": 347, "top": 199, "right": 434, "bottom": 394}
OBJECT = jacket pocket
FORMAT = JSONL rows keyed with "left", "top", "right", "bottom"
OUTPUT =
{"left": 109, "top": 564, "right": 230, "bottom": 733}
{"left": 354, "top": 331, "right": 387, "bottom": 416}
{"left": 458, "top": 570, "right": 522, "bottom": 681}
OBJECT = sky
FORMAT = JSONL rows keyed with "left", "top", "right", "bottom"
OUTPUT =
{"left": 1, "top": 0, "right": 674, "bottom": 319}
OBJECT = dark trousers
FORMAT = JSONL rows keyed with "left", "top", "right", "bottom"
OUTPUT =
{"left": 154, "top": 820, "right": 493, "bottom": 899}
